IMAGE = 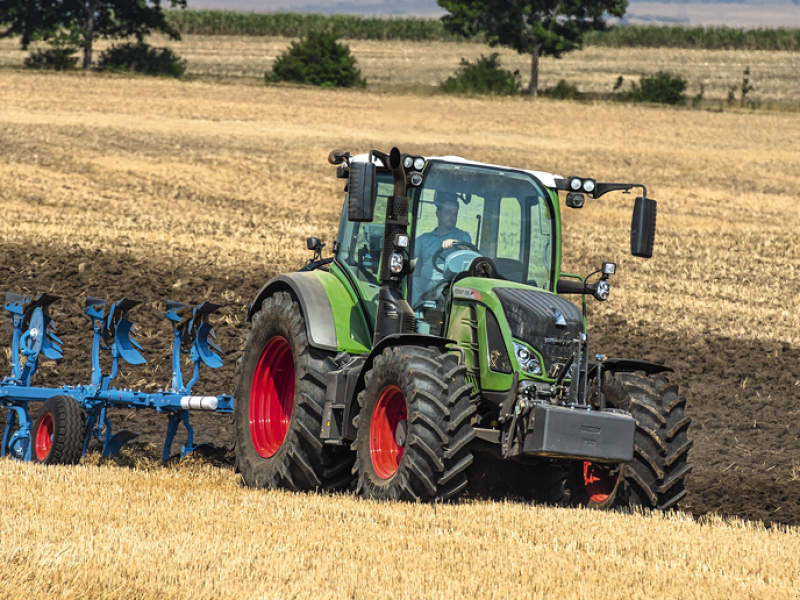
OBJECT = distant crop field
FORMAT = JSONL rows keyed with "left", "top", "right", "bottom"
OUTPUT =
{"left": 161, "top": 10, "right": 800, "bottom": 50}
{"left": 0, "top": 65, "right": 799, "bottom": 596}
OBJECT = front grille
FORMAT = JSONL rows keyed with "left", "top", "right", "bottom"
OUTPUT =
{"left": 494, "top": 287, "right": 583, "bottom": 375}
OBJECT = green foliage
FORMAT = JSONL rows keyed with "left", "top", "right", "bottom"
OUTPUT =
{"left": 437, "top": 0, "right": 626, "bottom": 95}
{"left": 541, "top": 79, "right": 580, "bottom": 100}
{"left": 585, "top": 25, "right": 800, "bottom": 51}
{"left": 438, "top": 0, "right": 627, "bottom": 58}
{"left": 623, "top": 72, "right": 688, "bottom": 105}
{"left": 440, "top": 53, "right": 520, "bottom": 95}
{"left": 164, "top": 10, "right": 456, "bottom": 40}
{"left": 23, "top": 47, "right": 79, "bottom": 71}
{"left": 267, "top": 31, "right": 365, "bottom": 88}
{"left": 1, "top": 0, "right": 188, "bottom": 70}
{"left": 96, "top": 42, "right": 186, "bottom": 77}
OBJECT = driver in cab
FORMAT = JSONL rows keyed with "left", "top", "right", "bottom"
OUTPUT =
{"left": 412, "top": 191, "right": 471, "bottom": 306}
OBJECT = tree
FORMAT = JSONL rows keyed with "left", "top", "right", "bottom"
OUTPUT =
{"left": 437, "top": 0, "right": 627, "bottom": 97}
{"left": 0, "top": 0, "right": 187, "bottom": 71}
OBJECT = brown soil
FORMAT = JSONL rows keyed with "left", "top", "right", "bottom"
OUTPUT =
{"left": 3, "top": 241, "right": 799, "bottom": 528}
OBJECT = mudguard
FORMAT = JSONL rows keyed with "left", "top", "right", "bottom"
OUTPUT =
{"left": 248, "top": 271, "right": 372, "bottom": 355}
{"left": 352, "top": 333, "right": 455, "bottom": 398}
{"left": 590, "top": 358, "right": 673, "bottom": 378}
{"left": 248, "top": 273, "right": 338, "bottom": 351}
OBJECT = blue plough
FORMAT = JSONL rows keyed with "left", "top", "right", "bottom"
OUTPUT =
{"left": 0, "top": 292, "right": 234, "bottom": 463}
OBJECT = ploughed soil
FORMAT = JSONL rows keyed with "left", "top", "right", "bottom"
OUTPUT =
{"left": 2, "top": 241, "right": 799, "bottom": 528}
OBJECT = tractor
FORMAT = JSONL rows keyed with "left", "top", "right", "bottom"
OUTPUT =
{"left": 233, "top": 147, "right": 692, "bottom": 509}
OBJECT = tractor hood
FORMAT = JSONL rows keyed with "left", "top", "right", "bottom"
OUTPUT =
{"left": 494, "top": 287, "right": 584, "bottom": 378}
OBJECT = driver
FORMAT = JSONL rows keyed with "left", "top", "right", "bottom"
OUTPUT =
{"left": 412, "top": 191, "right": 472, "bottom": 306}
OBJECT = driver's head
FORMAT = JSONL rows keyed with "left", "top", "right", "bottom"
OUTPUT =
{"left": 434, "top": 191, "right": 459, "bottom": 231}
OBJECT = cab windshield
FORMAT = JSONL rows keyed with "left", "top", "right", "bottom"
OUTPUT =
{"left": 410, "top": 161, "right": 556, "bottom": 308}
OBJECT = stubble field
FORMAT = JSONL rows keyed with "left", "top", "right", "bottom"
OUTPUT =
{"left": 1, "top": 41, "right": 799, "bottom": 597}
{"left": 2, "top": 34, "right": 800, "bottom": 103}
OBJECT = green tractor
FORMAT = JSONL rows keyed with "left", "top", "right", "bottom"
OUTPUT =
{"left": 233, "top": 147, "right": 692, "bottom": 509}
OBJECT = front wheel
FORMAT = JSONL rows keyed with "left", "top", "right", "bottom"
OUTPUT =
{"left": 569, "top": 371, "right": 692, "bottom": 510}
{"left": 353, "top": 346, "right": 476, "bottom": 502}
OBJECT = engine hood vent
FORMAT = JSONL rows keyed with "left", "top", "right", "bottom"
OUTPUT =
{"left": 494, "top": 287, "right": 584, "bottom": 377}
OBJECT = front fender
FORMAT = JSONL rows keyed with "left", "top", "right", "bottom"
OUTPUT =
{"left": 590, "top": 358, "right": 674, "bottom": 378}
{"left": 351, "top": 333, "right": 455, "bottom": 400}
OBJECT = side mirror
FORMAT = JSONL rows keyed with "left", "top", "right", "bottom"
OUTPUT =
{"left": 631, "top": 197, "right": 657, "bottom": 258}
{"left": 347, "top": 161, "right": 376, "bottom": 222}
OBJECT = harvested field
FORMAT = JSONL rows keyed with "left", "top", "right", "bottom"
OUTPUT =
{"left": 1, "top": 458, "right": 798, "bottom": 600}
{"left": 2, "top": 35, "right": 800, "bottom": 103}
{"left": 0, "top": 62, "right": 800, "bottom": 594}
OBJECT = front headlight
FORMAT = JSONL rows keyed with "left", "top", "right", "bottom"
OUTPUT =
{"left": 513, "top": 342, "right": 543, "bottom": 376}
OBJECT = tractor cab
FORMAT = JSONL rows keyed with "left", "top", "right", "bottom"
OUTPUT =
{"left": 335, "top": 155, "right": 561, "bottom": 338}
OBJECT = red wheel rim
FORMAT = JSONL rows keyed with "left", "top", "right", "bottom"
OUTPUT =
{"left": 583, "top": 461, "right": 620, "bottom": 504}
{"left": 249, "top": 336, "right": 295, "bottom": 458}
{"left": 370, "top": 385, "right": 408, "bottom": 479}
{"left": 35, "top": 412, "right": 54, "bottom": 462}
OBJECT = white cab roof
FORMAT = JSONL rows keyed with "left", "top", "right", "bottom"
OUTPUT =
{"left": 350, "top": 153, "right": 563, "bottom": 189}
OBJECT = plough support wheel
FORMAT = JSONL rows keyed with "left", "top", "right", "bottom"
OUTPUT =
{"left": 32, "top": 396, "right": 85, "bottom": 465}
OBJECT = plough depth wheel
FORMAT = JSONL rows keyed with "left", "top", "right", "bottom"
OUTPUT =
{"left": 234, "top": 291, "right": 354, "bottom": 491}
{"left": 32, "top": 396, "right": 84, "bottom": 465}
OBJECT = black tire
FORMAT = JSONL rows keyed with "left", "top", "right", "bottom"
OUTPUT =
{"left": 31, "top": 395, "right": 84, "bottom": 465}
{"left": 233, "top": 291, "right": 354, "bottom": 492}
{"left": 570, "top": 371, "right": 692, "bottom": 510}
{"left": 352, "top": 345, "right": 476, "bottom": 502}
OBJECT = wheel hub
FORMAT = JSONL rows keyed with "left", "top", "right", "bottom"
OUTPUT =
{"left": 583, "top": 461, "right": 621, "bottom": 504}
{"left": 249, "top": 336, "right": 295, "bottom": 458}
{"left": 35, "top": 412, "right": 54, "bottom": 461}
{"left": 370, "top": 385, "right": 408, "bottom": 479}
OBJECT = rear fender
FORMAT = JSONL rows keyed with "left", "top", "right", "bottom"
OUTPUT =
{"left": 248, "top": 273, "right": 339, "bottom": 351}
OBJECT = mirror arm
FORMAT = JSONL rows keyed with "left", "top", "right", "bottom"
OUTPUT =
{"left": 592, "top": 182, "right": 647, "bottom": 199}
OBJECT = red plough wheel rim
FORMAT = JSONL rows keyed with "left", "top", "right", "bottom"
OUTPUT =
{"left": 35, "top": 412, "right": 54, "bottom": 461}
{"left": 250, "top": 336, "right": 295, "bottom": 458}
{"left": 370, "top": 385, "right": 408, "bottom": 479}
{"left": 583, "top": 461, "right": 621, "bottom": 504}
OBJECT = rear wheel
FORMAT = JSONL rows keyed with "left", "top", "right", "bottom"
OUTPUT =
{"left": 353, "top": 346, "right": 476, "bottom": 502}
{"left": 570, "top": 371, "right": 692, "bottom": 510}
{"left": 234, "top": 291, "right": 354, "bottom": 492}
{"left": 31, "top": 396, "right": 84, "bottom": 465}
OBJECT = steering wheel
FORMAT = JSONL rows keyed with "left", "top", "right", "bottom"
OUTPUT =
{"left": 431, "top": 241, "right": 481, "bottom": 273}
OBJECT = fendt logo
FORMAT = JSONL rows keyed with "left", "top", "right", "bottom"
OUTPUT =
{"left": 550, "top": 306, "right": 567, "bottom": 327}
